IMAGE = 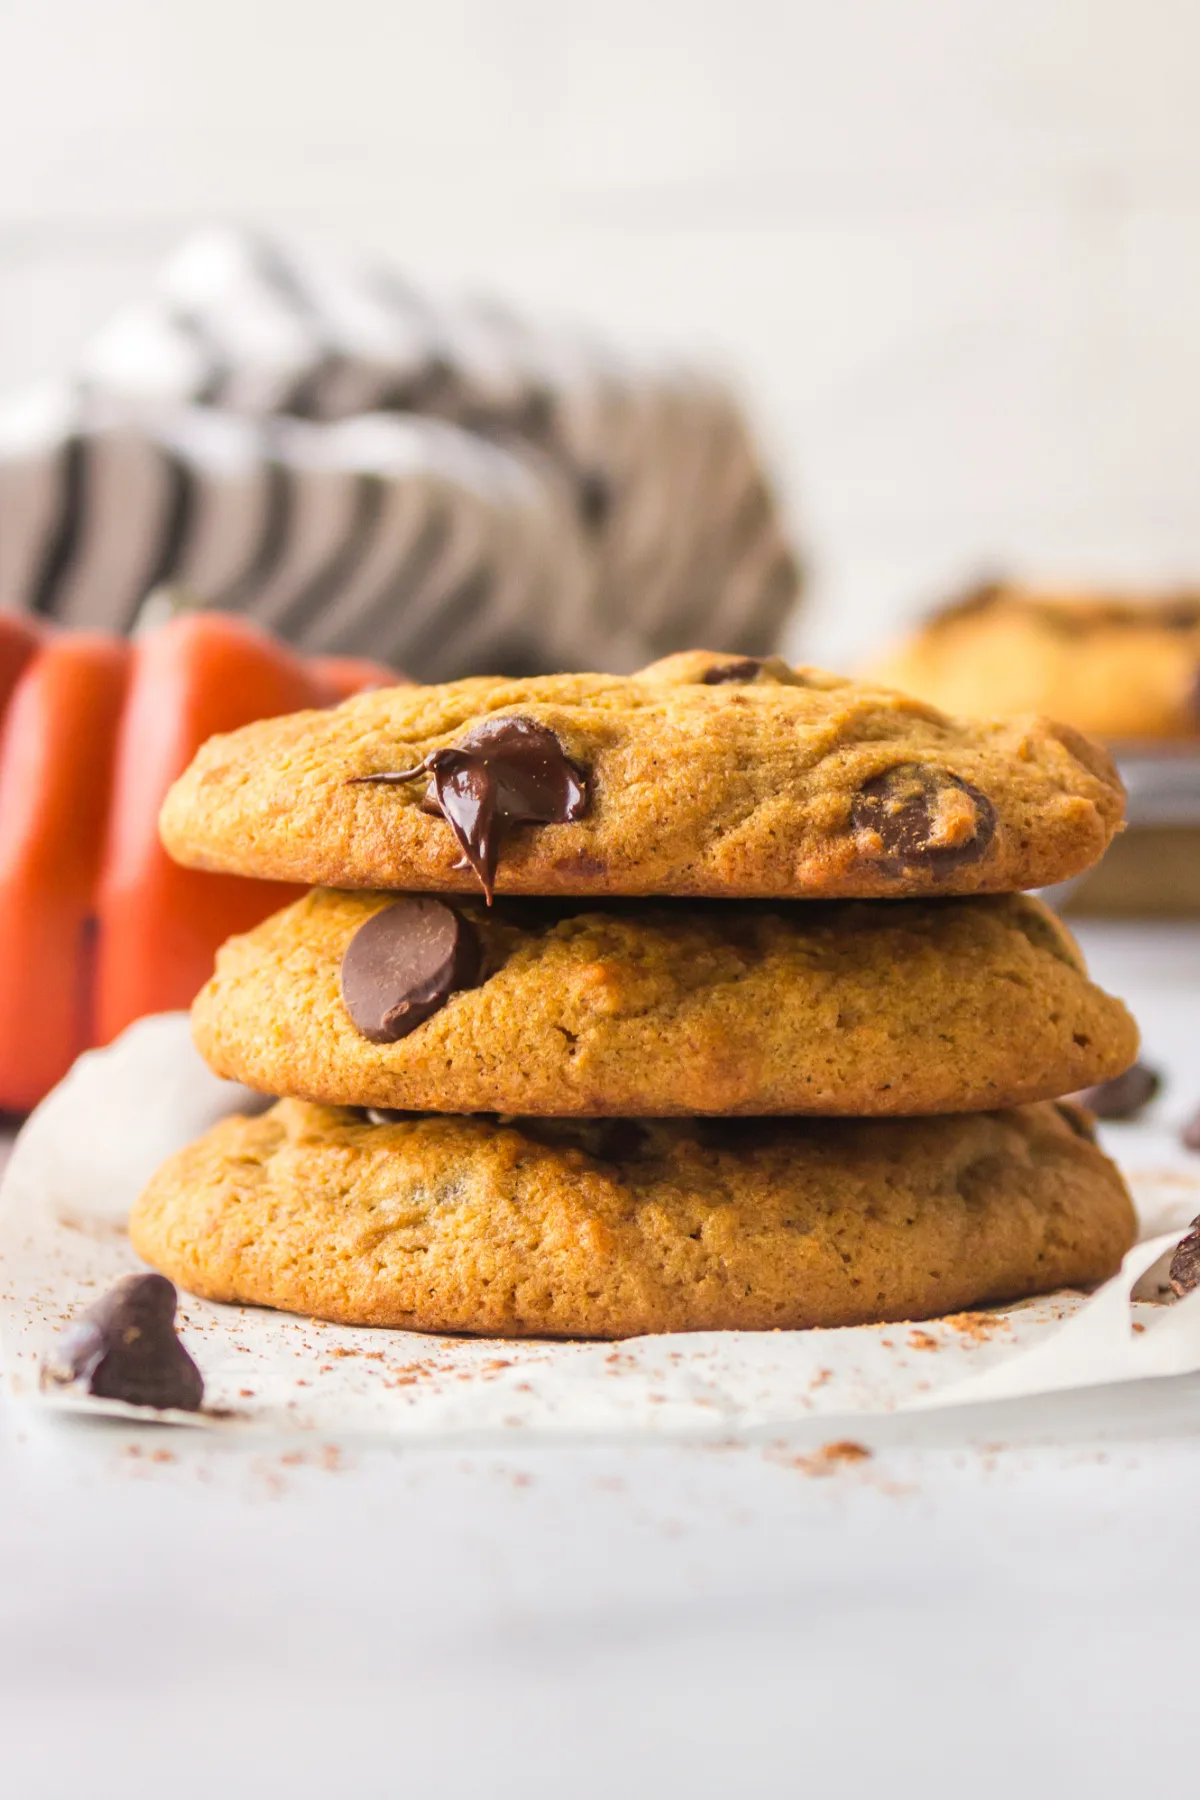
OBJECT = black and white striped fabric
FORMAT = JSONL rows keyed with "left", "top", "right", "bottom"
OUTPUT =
{"left": 0, "top": 228, "right": 800, "bottom": 679}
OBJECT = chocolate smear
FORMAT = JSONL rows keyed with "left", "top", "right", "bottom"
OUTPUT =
{"left": 1070, "top": 1062, "right": 1161, "bottom": 1121}
{"left": 350, "top": 715, "right": 589, "bottom": 900}
{"left": 1169, "top": 1216, "right": 1200, "bottom": 1297}
{"left": 43, "top": 1273, "right": 204, "bottom": 1411}
{"left": 341, "top": 897, "right": 482, "bottom": 1042}
{"left": 851, "top": 763, "right": 998, "bottom": 876}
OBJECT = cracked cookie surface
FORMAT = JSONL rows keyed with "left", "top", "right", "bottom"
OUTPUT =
{"left": 159, "top": 651, "right": 1125, "bottom": 899}
{"left": 192, "top": 888, "right": 1138, "bottom": 1116}
{"left": 129, "top": 1098, "right": 1136, "bottom": 1338}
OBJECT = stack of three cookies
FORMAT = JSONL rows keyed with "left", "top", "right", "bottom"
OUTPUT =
{"left": 132, "top": 651, "right": 1139, "bottom": 1338}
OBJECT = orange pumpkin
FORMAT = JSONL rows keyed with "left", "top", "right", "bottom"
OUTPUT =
{"left": 0, "top": 610, "right": 398, "bottom": 1112}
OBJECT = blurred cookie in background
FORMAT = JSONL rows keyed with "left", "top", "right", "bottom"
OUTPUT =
{"left": 866, "top": 579, "right": 1200, "bottom": 917}
{"left": 0, "top": 227, "right": 802, "bottom": 681}
{"left": 867, "top": 580, "right": 1200, "bottom": 743}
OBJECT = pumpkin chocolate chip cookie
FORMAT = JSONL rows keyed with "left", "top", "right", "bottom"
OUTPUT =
{"left": 129, "top": 1098, "right": 1137, "bottom": 1338}
{"left": 192, "top": 887, "right": 1138, "bottom": 1117}
{"left": 867, "top": 581, "right": 1200, "bottom": 742}
{"left": 159, "top": 655, "right": 1124, "bottom": 901}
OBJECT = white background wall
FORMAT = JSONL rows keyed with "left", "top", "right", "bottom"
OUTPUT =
{"left": 0, "top": 0, "right": 1197, "bottom": 668}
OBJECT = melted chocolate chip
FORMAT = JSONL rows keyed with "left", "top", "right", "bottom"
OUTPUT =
{"left": 340, "top": 897, "right": 482, "bottom": 1042}
{"left": 1169, "top": 1216, "right": 1200, "bottom": 1297}
{"left": 850, "top": 764, "right": 998, "bottom": 876}
{"left": 350, "top": 716, "right": 589, "bottom": 901}
{"left": 1053, "top": 1100, "right": 1098, "bottom": 1143}
{"left": 1071, "top": 1062, "right": 1162, "bottom": 1121}
{"left": 43, "top": 1274, "right": 203, "bottom": 1411}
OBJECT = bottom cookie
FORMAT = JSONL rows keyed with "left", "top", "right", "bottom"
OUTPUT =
{"left": 129, "top": 1100, "right": 1136, "bottom": 1339}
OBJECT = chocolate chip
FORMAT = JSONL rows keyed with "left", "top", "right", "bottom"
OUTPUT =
{"left": 1053, "top": 1100, "right": 1098, "bottom": 1143}
{"left": 1071, "top": 1062, "right": 1162, "bottom": 1121}
{"left": 850, "top": 764, "right": 998, "bottom": 875}
{"left": 350, "top": 716, "right": 589, "bottom": 901}
{"left": 1169, "top": 1217, "right": 1200, "bottom": 1297}
{"left": 701, "top": 657, "right": 765, "bottom": 684}
{"left": 365, "top": 1107, "right": 408, "bottom": 1125}
{"left": 1181, "top": 1107, "right": 1200, "bottom": 1152}
{"left": 43, "top": 1274, "right": 203, "bottom": 1411}
{"left": 700, "top": 655, "right": 808, "bottom": 686}
{"left": 340, "top": 897, "right": 482, "bottom": 1042}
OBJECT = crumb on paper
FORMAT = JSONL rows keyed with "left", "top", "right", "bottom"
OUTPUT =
{"left": 816, "top": 1439, "right": 871, "bottom": 1467}
{"left": 907, "top": 1329, "right": 939, "bottom": 1351}
{"left": 944, "top": 1310, "right": 1010, "bottom": 1342}
{"left": 779, "top": 1439, "right": 874, "bottom": 1477}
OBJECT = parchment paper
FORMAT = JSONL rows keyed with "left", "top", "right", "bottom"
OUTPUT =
{"left": 2, "top": 1015, "right": 1198, "bottom": 1437}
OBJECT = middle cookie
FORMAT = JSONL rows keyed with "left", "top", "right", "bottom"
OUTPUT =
{"left": 193, "top": 887, "right": 1137, "bottom": 1116}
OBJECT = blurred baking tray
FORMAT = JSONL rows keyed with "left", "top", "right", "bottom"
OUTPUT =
{"left": 1051, "top": 742, "right": 1200, "bottom": 917}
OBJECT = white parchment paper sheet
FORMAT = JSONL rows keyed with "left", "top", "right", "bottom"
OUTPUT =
{"left": 2, "top": 1015, "right": 1199, "bottom": 1437}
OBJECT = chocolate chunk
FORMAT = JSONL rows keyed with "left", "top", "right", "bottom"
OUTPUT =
{"left": 1071, "top": 1062, "right": 1162, "bottom": 1121}
{"left": 1169, "top": 1217, "right": 1200, "bottom": 1297}
{"left": 340, "top": 897, "right": 482, "bottom": 1042}
{"left": 1053, "top": 1100, "right": 1098, "bottom": 1143}
{"left": 350, "top": 716, "right": 589, "bottom": 901}
{"left": 43, "top": 1273, "right": 203, "bottom": 1411}
{"left": 851, "top": 764, "right": 998, "bottom": 875}
{"left": 365, "top": 1106, "right": 408, "bottom": 1126}
{"left": 1181, "top": 1107, "right": 1200, "bottom": 1152}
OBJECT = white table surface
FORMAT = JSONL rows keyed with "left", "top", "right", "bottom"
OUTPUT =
{"left": 2, "top": 920, "right": 1198, "bottom": 1800}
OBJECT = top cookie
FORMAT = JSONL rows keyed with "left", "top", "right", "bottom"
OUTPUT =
{"left": 159, "top": 650, "right": 1124, "bottom": 900}
{"left": 868, "top": 582, "right": 1200, "bottom": 742}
